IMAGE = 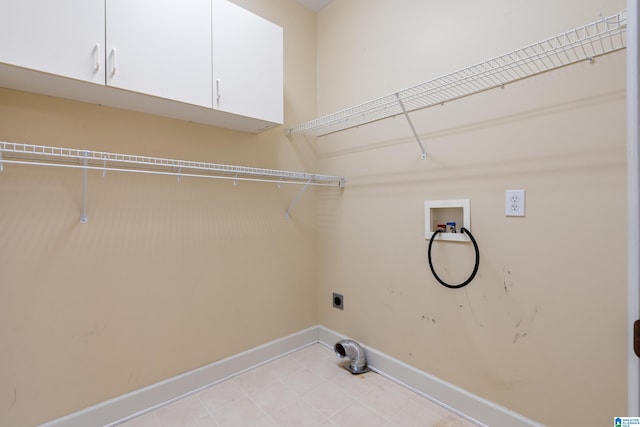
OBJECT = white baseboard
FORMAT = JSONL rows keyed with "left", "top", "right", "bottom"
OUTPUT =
{"left": 318, "top": 325, "right": 544, "bottom": 427}
{"left": 39, "top": 325, "right": 543, "bottom": 427}
{"left": 38, "top": 326, "right": 319, "bottom": 427}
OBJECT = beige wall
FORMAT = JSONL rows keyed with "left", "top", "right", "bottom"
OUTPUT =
{"left": 314, "top": 1, "right": 627, "bottom": 426}
{"left": 0, "top": 2, "right": 319, "bottom": 426}
{"left": 0, "top": 1, "right": 630, "bottom": 426}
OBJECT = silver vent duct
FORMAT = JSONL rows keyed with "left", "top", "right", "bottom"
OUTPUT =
{"left": 334, "top": 339, "right": 369, "bottom": 374}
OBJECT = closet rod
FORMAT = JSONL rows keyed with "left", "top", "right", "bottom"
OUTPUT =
{"left": 286, "top": 9, "right": 627, "bottom": 138}
{"left": 0, "top": 142, "right": 346, "bottom": 187}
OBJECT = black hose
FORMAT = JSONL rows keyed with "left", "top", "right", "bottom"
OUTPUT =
{"left": 427, "top": 227, "right": 479, "bottom": 289}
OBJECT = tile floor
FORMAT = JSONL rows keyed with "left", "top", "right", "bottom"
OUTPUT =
{"left": 116, "top": 344, "right": 480, "bottom": 427}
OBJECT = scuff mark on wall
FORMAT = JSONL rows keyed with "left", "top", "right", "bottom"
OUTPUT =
{"left": 465, "top": 288, "right": 484, "bottom": 327}
{"left": 420, "top": 314, "right": 437, "bottom": 324}
{"left": 385, "top": 284, "right": 404, "bottom": 297}
{"left": 531, "top": 305, "right": 540, "bottom": 321}
{"left": 513, "top": 332, "right": 528, "bottom": 344}
{"left": 84, "top": 319, "right": 107, "bottom": 339}
{"left": 511, "top": 306, "right": 540, "bottom": 344}
{"left": 8, "top": 387, "right": 16, "bottom": 410}
{"left": 503, "top": 265, "right": 514, "bottom": 295}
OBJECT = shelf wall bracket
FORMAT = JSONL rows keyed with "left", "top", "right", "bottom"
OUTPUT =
{"left": 285, "top": 178, "right": 312, "bottom": 219}
{"left": 80, "top": 151, "right": 88, "bottom": 224}
{"left": 395, "top": 93, "right": 427, "bottom": 160}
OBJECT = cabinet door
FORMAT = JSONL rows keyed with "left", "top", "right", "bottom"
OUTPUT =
{"left": 213, "top": 0, "right": 283, "bottom": 125}
{"left": 106, "top": 0, "right": 213, "bottom": 108}
{"left": 0, "top": 0, "right": 105, "bottom": 84}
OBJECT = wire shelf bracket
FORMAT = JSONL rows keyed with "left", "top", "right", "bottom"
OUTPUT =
{"left": 396, "top": 92, "right": 427, "bottom": 159}
{"left": 0, "top": 141, "right": 347, "bottom": 222}
{"left": 80, "top": 151, "right": 88, "bottom": 224}
{"left": 286, "top": 10, "right": 628, "bottom": 158}
{"left": 285, "top": 178, "right": 312, "bottom": 219}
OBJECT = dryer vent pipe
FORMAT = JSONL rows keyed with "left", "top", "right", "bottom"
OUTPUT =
{"left": 334, "top": 339, "right": 369, "bottom": 374}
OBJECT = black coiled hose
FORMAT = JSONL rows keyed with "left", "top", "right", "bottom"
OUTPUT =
{"left": 428, "top": 227, "right": 479, "bottom": 289}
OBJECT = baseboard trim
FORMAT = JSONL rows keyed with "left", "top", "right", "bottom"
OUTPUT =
{"left": 318, "top": 325, "right": 544, "bottom": 427}
{"left": 40, "top": 325, "right": 543, "bottom": 427}
{"left": 38, "top": 326, "right": 319, "bottom": 427}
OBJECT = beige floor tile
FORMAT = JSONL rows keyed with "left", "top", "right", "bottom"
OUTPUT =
{"left": 248, "top": 416, "right": 279, "bottom": 427}
{"left": 249, "top": 380, "right": 300, "bottom": 414}
{"left": 387, "top": 397, "right": 474, "bottom": 427}
{"left": 328, "top": 368, "right": 385, "bottom": 397}
{"left": 154, "top": 395, "right": 213, "bottom": 427}
{"left": 329, "top": 400, "right": 386, "bottom": 427}
{"left": 197, "top": 378, "right": 247, "bottom": 413}
{"left": 306, "top": 357, "right": 346, "bottom": 381}
{"left": 233, "top": 366, "right": 280, "bottom": 396}
{"left": 291, "top": 345, "right": 336, "bottom": 366}
{"left": 278, "top": 367, "right": 326, "bottom": 395}
{"left": 357, "top": 380, "right": 412, "bottom": 419}
{"left": 210, "top": 396, "right": 269, "bottom": 427}
{"left": 116, "top": 344, "right": 481, "bottom": 427}
{"left": 376, "top": 375, "right": 421, "bottom": 401}
{"left": 265, "top": 354, "right": 306, "bottom": 379}
{"left": 269, "top": 398, "right": 327, "bottom": 427}
{"left": 302, "top": 380, "right": 355, "bottom": 418}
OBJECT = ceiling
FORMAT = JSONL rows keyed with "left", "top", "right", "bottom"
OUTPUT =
{"left": 296, "top": 0, "right": 333, "bottom": 12}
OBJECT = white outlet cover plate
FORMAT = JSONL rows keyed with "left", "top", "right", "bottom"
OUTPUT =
{"left": 505, "top": 189, "right": 525, "bottom": 217}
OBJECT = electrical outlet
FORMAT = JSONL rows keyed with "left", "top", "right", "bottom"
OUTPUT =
{"left": 505, "top": 189, "right": 525, "bottom": 217}
{"left": 333, "top": 293, "right": 344, "bottom": 310}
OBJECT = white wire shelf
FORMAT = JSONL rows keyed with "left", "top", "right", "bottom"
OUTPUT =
{"left": 0, "top": 141, "right": 346, "bottom": 221}
{"left": 286, "top": 10, "right": 627, "bottom": 142}
{"left": 0, "top": 141, "right": 345, "bottom": 186}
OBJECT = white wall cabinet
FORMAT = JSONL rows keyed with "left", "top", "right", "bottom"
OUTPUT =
{"left": 213, "top": 0, "right": 283, "bottom": 126}
{"left": 0, "top": 0, "right": 283, "bottom": 133}
{"left": 106, "top": 0, "right": 213, "bottom": 108}
{"left": 0, "top": 0, "right": 105, "bottom": 85}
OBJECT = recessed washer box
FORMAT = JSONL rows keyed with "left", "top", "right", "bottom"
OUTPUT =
{"left": 424, "top": 199, "right": 470, "bottom": 242}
